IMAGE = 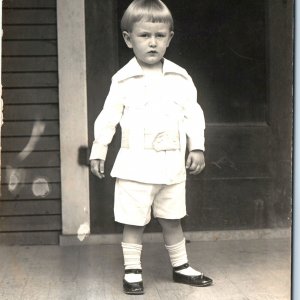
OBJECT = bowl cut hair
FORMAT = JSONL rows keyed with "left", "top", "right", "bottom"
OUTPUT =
{"left": 121, "top": 0, "right": 174, "bottom": 32}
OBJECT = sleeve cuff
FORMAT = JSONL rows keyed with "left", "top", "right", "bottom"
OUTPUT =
{"left": 89, "top": 141, "right": 108, "bottom": 160}
{"left": 187, "top": 135, "right": 205, "bottom": 152}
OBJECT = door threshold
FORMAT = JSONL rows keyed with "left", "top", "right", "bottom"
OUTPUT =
{"left": 60, "top": 228, "right": 290, "bottom": 246}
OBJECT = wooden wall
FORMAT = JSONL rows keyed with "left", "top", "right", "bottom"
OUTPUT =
{"left": 1, "top": 0, "right": 61, "bottom": 244}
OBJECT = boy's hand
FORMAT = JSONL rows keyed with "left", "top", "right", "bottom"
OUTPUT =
{"left": 186, "top": 150, "right": 205, "bottom": 175}
{"left": 90, "top": 159, "right": 105, "bottom": 179}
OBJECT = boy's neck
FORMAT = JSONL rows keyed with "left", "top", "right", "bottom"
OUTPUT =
{"left": 137, "top": 58, "right": 163, "bottom": 75}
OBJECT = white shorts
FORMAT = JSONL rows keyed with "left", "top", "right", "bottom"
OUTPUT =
{"left": 114, "top": 179, "right": 187, "bottom": 226}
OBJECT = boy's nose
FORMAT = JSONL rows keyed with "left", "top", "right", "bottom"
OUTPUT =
{"left": 149, "top": 36, "right": 157, "bottom": 47}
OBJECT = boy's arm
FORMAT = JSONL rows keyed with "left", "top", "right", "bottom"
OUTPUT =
{"left": 89, "top": 80, "right": 124, "bottom": 162}
{"left": 183, "top": 76, "right": 206, "bottom": 175}
{"left": 183, "top": 76, "right": 206, "bottom": 153}
{"left": 90, "top": 159, "right": 105, "bottom": 179}
{"left": 186, "top": 150, "right": 205, "bottom": 175}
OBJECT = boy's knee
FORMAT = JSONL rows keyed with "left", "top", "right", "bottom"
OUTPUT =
{"left": 123, "top": 224, "right": 145, "bottom": 244}
{"left": 157, "top": 218, "right": 181, "bottom": 229}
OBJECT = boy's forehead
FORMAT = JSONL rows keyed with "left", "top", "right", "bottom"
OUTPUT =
{"left": 132, "top": 21, "right": 171, "bottom": 31}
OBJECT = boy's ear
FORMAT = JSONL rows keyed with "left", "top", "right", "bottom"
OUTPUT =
{"left": 122, "top": 31, "right": 133, "bottom": 48}
{"left": 167, "top": 31, "right": 174, "bottom": 47}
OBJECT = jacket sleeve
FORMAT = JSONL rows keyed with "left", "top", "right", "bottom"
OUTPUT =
{"left": 89, "top": 80, "right": 124, "bottom": 160}
{"left": 183, "top": 76, "right": 206, "bottom": 152}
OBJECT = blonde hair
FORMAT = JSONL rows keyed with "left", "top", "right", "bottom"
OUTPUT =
{"left": 121, "top": 0, "right": 174, "bottom": 32}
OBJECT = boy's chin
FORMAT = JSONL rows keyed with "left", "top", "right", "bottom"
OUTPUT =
{"left": 138, "top": 58, "right": 163, "bottom": 67}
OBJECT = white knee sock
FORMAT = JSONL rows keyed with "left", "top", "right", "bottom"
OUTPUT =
{"left": 165, "top": 239, "right": 201, "bottom": 276}
{"left": 122, "top": 242, "right": 143, "bottom": 283}
{"left": 165, "top": 238, "right": 188, "bottom": 267}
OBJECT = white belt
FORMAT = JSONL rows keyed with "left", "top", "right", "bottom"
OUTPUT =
{"left": 121, "top": 130, "right": 180, "bottom": 151}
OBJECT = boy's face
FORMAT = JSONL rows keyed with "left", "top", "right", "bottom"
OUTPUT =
{"left": 123, "top": 22, "right": 174, "bottom": 68}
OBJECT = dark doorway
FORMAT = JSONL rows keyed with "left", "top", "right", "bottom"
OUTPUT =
{"left": 118, "top": 0, "right": 267, "bottom": 123}
{"left": 85, "top": 0, "right": 292, "bottom": 234}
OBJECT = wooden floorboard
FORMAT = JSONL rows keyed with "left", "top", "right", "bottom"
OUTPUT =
{"left": 0, "top": 239, "right": 291, "bottom": 298}
{"left": 0, "top": 231, "right": 59, "bottom": 245}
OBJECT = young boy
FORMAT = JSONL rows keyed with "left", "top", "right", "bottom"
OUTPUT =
{"left": 90, "top": 0, "right": 213, "bottom": 295}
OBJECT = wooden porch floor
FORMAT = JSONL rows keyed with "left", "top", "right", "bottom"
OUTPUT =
{"left": 0, "top": 238, "right": 291, "bottom": 299}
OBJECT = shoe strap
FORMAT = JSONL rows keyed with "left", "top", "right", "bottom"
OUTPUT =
{"left": 173, "top": 263, "right": 190, "bottom": 272}
{"left": 124, "top": 269, "right": 142, "bottom": 274}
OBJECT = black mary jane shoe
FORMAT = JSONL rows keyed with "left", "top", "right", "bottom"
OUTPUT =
{"left": 173, "top": 263, "right": 213, "bottom": 287}
{"left": 123, "top": 269, "right": 144, "bottom": 295}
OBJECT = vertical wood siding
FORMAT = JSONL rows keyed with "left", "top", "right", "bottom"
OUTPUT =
{"left": 1, "top": 0, "right": 61, "bottom": 245}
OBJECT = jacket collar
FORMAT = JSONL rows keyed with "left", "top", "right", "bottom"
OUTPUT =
{"left": 113, "top": 57, "right": 189, "bottom": 82}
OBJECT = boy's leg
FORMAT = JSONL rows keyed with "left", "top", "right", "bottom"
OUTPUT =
{"left": 158, "top": 218, "right": 201, "bottom": 275}
{"left": 158, "top": 218, "right": 212, "bottom": 286}
{"left": 123, "top": 224, "right": 145, "bottom": 245}
{"left": 157, "top": 217, "right": 184, "bottom": 245}
{"left": 115, "top": 179, "right": 158, "bottom": 294}
{"left": 121, "top": 224, "right": 145, "bottom": 294}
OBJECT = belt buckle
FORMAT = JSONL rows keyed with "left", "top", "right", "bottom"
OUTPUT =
{"left": 152, "top": 131, "right": 180, "bottom": 151}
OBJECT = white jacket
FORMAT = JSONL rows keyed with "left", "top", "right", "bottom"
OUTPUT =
{"left": 90, "top": 57, "right": 205, "bottom": 185}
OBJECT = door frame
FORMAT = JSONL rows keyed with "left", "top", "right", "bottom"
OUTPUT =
{"left": 57, "top": 0, "right": 90, "bottom": 238}
{"left": 57, "top": 0, "right": 292, "bottom": 245}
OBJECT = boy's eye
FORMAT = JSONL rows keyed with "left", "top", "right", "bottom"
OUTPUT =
{"left": 157, "top": 33, "right": 166, "bottom": 38}
{"left": 140, "top": 33, "right": 149, "bottom": 38}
